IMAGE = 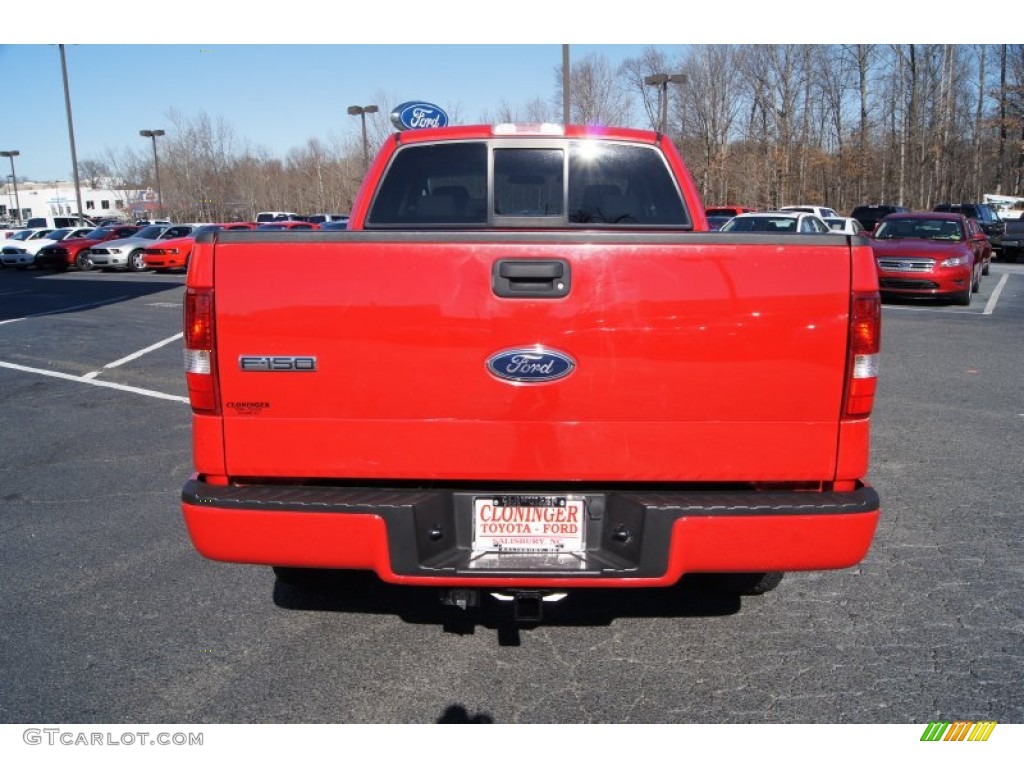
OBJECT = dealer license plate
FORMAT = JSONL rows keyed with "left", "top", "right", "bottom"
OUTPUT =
{"left": 472, "top": 495, "right": 586, "bottom": 554}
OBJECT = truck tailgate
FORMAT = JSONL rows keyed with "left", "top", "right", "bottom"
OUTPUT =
{"left": 211, "top": 232, "right": 853, "bottom": 482}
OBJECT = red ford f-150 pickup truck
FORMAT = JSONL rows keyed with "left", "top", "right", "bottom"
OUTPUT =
{"left": 181, "top": 123, "right": 881, "bottom": 620}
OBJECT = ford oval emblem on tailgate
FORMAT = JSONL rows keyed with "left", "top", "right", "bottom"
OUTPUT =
{"left": 486, "top": 347, "right": 575, "bottom": 384}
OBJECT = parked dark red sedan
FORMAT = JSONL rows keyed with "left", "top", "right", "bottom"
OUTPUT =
{"left": 870, "top": 212, "right": 991, "bottom": 306}
{"left": 34, "top": 225, "right": 141, "bottom": 271}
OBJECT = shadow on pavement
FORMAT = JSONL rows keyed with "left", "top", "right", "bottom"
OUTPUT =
{"left": 0, "top": 269, "right": 184, "bottom": 321}
{"left": 272, "top": 571, "right": 744, "bottom": 645}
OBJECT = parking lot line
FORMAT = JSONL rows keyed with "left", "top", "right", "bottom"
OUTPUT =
{"left": 983, "top": 273, "right": 1009, "bottom": 315}
{"left": 82, "top": 332, "right": 184, "bottom": 380}
{"left": 0, "top": 360, "right": 189, "bottom": 404}
{"left": 881, "top": 272, "right": 1014, "bottom": 315}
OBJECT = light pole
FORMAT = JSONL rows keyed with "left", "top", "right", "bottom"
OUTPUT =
{"left": 139, "top": 129, "right": 165, "bottom": 218}
{"left": 644, "top": 73, "right": 687, "bottom": 134}
{"left": 1, "top": 151, "right": 22, "bottom": 224}
{"left": 59, "top": 45, "right": 85, "bottom": 222}
{"left": 347, "top": 105, "right": 378, "bottom": 172}
{"left": 5, "top": 175, "right": 14, "bottom": 224}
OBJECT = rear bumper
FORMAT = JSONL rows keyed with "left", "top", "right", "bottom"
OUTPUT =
{"left": 182, "top": 478, "right": 880, "bottom": 588}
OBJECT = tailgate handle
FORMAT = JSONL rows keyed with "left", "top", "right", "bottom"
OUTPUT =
{"left": 492, "top": 259, "right": 571, "bottom": 298}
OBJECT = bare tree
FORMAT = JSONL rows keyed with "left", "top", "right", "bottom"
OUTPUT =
{"left": 676, "top": 45, "right": 744, "bottom": 203}
{"left": 76, "top": 45, "right": 1024, "bottom": 222}
{"left": 972, "top": 45, "right": 988, "bottom": 194}
{"left": 996, "top": 44, "right": 1009, "bottom": 193}
{"left": 480, "top": 97, "right": 555, "bottom": 124}
{"left": 739, "top": 45, "right": 809, "bottom": 206}
{"left": 888, "top": 45, "right": 910, "bottom": 205}
{"left": 157, "top": 109, "right": 243, "bottom": 221}
{"left": 1005, "top": 45, "right": 1024, "bottom": 192}
{"left": 818, "top": 45, "right": 858, "bottom": 209}
{"left": 554, "top": 52, "right": 633, "bottom": 126}
{"left": 77, "top": 159, "right": 111, "bottom": 191}
{"left": 619, "top": 47, "right": 673, "bottom": 131}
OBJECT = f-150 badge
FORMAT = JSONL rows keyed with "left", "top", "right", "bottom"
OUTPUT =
{"left": 239, "top": 356, "right": 317, "bottom": 372}
{"left": 486, "top": 347, "right": 575, "bottom": 383}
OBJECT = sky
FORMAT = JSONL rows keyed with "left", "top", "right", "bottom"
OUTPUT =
{"left": 1, "top": 2, "right": 970, "bottom": 182}
{"left": 0, "top": 43, "right": 674, "bottom": 181}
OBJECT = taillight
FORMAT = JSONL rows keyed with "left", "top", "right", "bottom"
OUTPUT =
{"left": 845, "top": 291, "right": 881, "bottom": 417}
{"left": 184, "top": 287, "right": 220, "bottom": 414}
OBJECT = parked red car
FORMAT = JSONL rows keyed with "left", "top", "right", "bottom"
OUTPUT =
{"left": 704, "top": 205, "right": 755, "bottom": 217}
{"left": 254, "top": 221, "right": 319, "bottom": 230}
{"left": 34, "top": 225, "right": 141, "bottom": 271}
{"left": 143, "top": 223, "right": 256, "bottom": 271}
{"left": 871, "top": 212, "right": 991, "bottom": 306}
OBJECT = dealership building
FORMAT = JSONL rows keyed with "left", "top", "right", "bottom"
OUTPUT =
{"left": 1, "top": 179, "right": 153, "bottom": 224}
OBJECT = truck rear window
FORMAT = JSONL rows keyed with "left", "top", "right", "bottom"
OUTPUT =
{"left": 366, "top": 140, "right": 689, "bottom": 228}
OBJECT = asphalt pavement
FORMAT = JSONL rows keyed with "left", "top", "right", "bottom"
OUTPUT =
{"left": 1, "top": 263, "right": 1021, "bottom": 731}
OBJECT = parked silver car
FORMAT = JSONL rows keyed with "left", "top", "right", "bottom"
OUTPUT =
{"left": 81, "top": 224, "right": 195, "bottom": 271}
{"left": 719, "top": 211, "right": 831, "bottom": 233}
{"left": 823, "top": 216, "right": 866, "bottom": 235}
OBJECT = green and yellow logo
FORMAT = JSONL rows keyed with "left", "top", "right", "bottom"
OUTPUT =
{"left": 921, "top": 721, "right": 997, "bottom": 742}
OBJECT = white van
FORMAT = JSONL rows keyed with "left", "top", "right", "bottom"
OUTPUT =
{"left": 779, "top": 205, "right": 839, "bottom": 219}
{"left": 25, "top": 215, "right": 94, "bottom": 229}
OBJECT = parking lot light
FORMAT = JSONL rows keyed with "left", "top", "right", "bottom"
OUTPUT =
{"left": 59, "top": 45, "right": 85, "bottom": 225}
{"left": 1, "top": 151, "right": 22, "bottom": 225}
{"left": 139, "top": 130, "right": 166, "bottom": 219}
{"left": 347, "top": 105, "right": 379, "bottom": 172}
{"left": 643, "top": 73, "right": 687, "bottom": 134}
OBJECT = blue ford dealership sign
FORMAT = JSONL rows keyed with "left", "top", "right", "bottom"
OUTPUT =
{"left": 390, "top": 101, "right": 449, "bottom": 131}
